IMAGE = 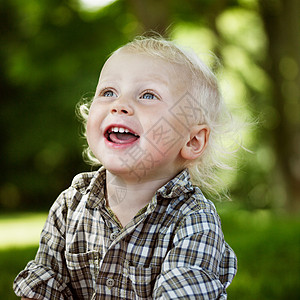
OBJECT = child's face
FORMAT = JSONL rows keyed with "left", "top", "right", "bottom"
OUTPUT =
{"left": 87, "top": 50, "right": 194, "bottom": 182}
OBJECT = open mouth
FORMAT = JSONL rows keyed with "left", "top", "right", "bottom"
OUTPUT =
{"left": 105, "top": 126, "right": 140, "bottom": 144}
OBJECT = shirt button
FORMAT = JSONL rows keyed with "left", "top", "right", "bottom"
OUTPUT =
{"left": 124, "top": 260, "right": 129, "bottom": 268}
{"left": 106, "top": 278, "right": 115, "bottom": 288}
{"left": 110, "top": 232, "right": 119, "bottom": 240}
{"left": 123, "top": 260, "right": 129, "bottom": 276}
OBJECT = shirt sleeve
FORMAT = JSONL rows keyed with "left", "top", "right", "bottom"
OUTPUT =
{"left": 13, "top": 191, "right": 74, "bottom": 300}
{"left": 152, "top": 210, "right": 237, "bottom": 300}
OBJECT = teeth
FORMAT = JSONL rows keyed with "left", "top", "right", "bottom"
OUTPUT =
{"left": 110, "top": 127, "right": 131, "bottom": 134}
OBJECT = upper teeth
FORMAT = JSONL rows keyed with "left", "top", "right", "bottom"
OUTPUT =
{"left": 111, "top": 127, "right": 130, "bottom": 133}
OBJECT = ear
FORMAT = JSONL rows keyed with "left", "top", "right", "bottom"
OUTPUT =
{"left": 180, "top": 125, "right": 210, "bottom": 161}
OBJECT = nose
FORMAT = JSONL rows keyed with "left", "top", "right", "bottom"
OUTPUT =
{"left": 110, "top": 98, "right": 134, "bottom": 115}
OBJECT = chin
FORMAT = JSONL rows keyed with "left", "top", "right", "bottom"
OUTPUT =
{"left": 104, "top": 164, "right": 145, "bottom": 183}
{"left": 103, "top": 162, "right": 133, "bottom": 175}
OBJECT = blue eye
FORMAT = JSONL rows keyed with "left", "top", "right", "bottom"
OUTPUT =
{"left": 141, "top": 92, "right": 157, "bottom": 100}
{"left": 103, "top": 90, "right": 116, "bottom": 97}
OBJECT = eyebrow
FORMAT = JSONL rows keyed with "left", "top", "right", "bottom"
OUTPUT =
{"left": 99, "top": 74, "right": 170, "bottom": 88}
{"left": 132, "top": 73, "right": 172, "bottom": 89}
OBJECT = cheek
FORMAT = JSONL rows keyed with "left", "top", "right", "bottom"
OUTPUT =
{"left": 86, "top": 105, "right": 102, "bottom": 131}
{"left": 141, "top": 128, "right": 184, "bottom": 162}
{"left": 86, "top": 112, "right": 101, "bottom": 145}
{"left": 86, "top": 116, "right": 94, "bottom": 139}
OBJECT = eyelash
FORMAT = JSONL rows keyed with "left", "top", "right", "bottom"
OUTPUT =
{"left": 140, "top": 90, "right": 159, "bottom": 100}
{"left": 98, "top": 88, "right": 160, "bottom": 101}
{"left": 100, "top": 88, "right": 117, "bottom": 98}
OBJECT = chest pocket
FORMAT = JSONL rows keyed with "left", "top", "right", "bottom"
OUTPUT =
{"left": 65, "top": 251, "right": 99, "bottom": 297}
{"left": 127, "top": 265, "right": 161, "bottom": 299}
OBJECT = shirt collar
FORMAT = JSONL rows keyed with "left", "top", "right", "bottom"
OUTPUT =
{"left": 143, "top": 169, "right": 194, "bottom": 215}
{"left": 84, "top": 167, "right": 194, "bottom": 209}
{"left": 85, "top": 167, "right": 107, "bottom": 209}
{"left": 156, "top": 168, "right": 194, "bottom": 199}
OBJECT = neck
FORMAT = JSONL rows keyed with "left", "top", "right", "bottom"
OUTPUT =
{"left": 105, "top": 170, "right": 172, "bottom": 227}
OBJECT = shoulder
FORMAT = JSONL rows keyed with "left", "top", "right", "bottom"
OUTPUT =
{"left": 70, "top": 170, "right": 99, "bottom": 194}
{"left": 53, "top": 168, "right": 104, "bottom": 211}
{"left": 172, "top": 186, "right": 223, "bottom": 236}
{"left": 161, "top": 169, "right": 219, "bottom": 223}
{"left": 175, "top": 185, "right": 219, "bottom": 218}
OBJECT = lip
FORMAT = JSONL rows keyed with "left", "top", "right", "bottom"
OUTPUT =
{"left": 103, "top": 123, "right": 140, "bottom": 149}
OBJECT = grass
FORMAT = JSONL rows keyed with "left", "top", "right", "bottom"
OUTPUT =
{"left": 0, "top": 246, "right": 38, "bottom": 300}
{"left": 0, "top": 212, "right": 47, "bottom": 249}
{"left": 218, "top": 205, "right": 300, "bottom": 299}
{"left": 0, "top": 212, "right": 47, "bottom": 299}
{"left": 1, "top": 208, "right": 299, "bottom": 299}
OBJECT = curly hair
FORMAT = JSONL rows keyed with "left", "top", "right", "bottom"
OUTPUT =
{"left": 77, "top": 36, "right": 242, "bottom": 199}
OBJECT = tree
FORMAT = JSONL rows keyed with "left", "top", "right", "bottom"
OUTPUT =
{"left": 259, "top": 0, "right": 300, "bottom": 212}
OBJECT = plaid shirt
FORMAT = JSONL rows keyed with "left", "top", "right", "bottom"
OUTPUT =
{"left": 13, "top": 168, "right": 237, "bottom": 299}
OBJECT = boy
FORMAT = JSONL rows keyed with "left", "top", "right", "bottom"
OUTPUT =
{"left": 14, "top": 37, "right": 237, "bottom": 299}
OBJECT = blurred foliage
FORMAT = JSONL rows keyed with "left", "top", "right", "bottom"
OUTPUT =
{"left": 0, "top": 0, "right": 299, "bottom": 212}
{"left": 1, "top": 1, "right": 299, "bottom": 298}
{"left": 0, "top": 0, "right": 133, "bottom": 210}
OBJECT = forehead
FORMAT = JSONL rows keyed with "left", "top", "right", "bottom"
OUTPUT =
{"left": 99, "top": 49, "right": 190, "bottom": 86}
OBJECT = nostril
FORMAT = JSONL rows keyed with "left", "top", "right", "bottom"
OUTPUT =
{"left": 111, "top": 108, "right": 129, "bottom": 114}
{"left": 111, "top": 104, "right": 132, "bottom": 115}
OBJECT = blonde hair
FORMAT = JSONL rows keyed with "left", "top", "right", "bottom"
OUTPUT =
{"left": 77, "top": 36, "right": 241, "bottom": 199}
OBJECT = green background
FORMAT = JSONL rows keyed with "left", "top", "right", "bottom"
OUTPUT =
{"left": 1, "top": 0, "right": 299, "bottom": 298}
